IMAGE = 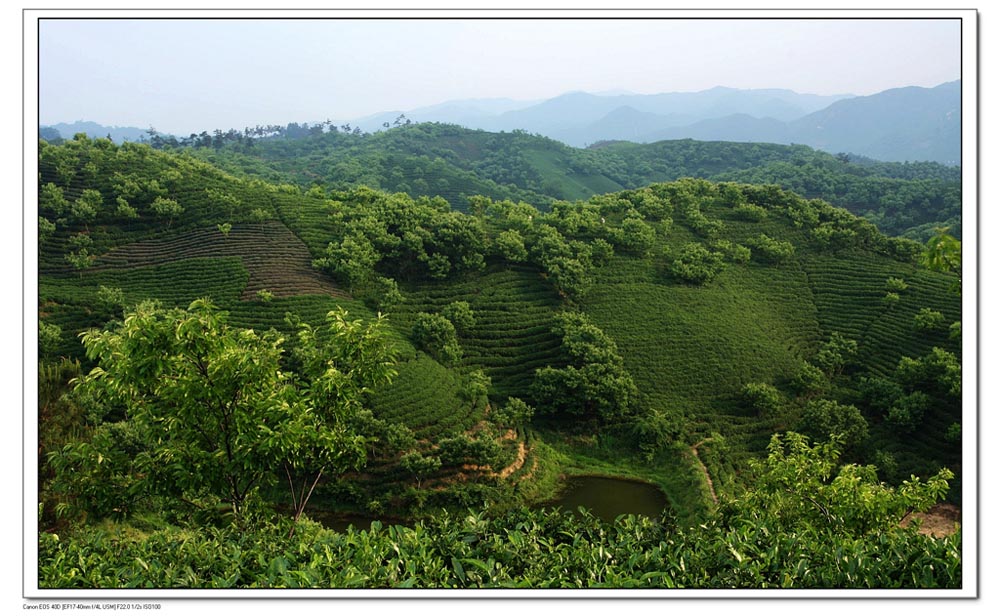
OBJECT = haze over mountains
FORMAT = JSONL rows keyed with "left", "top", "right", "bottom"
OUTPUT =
{"left": 42, "top": 81, "right": 961, "bottom": 165}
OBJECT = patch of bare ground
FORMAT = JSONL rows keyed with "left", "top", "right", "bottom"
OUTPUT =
{"left": 901, "top": 503, "right": 961, "bottom": 538}
{"left": 95, "top": 221, "right": 348, "bottom": 300}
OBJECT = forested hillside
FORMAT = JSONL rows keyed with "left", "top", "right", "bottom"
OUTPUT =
{"left": 36, "top": 134, "right": 963, "bottom": 589}
{"left": 174, "top": 122, "right": 961, "bottom": 241}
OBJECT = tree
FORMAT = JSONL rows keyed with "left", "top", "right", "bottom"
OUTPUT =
{"left": 150, "top": 196, "right": 183, "bottom": 229}
{"left": 39, "top": 217, "right": 56, "bottom": 242}
{"left": 669, "top": 243, "right": 726, "bottom": 285}
{"left": 399, "top": 452, "right": 441, "bottom": 489}
{"left": 726, "top": 432, "right": 953, "bottom": 538}
{"left": 40, "top": 183, "right": 69, "bottom": 218}
{"left": 69, "top": 300, "right": 396, "bottom": 526}
{"left": 814, "top": 331, "right": 858, "bottom": 377}
{"left": 799, "top": 399, "right": 869, "bottom": 450}
{"left": 281, "top": 308, "right": 399, "bottom": 530}
{"left": 740, "top": 382, "right": 782, "bottom": 415}
{"left": 495, "top": 229, "right": 528, "bottom": 263}
{"left": 412, "top": 312, "right": 462, "bottom": 364}
{"left": 217, "top": 222, "right": 232, "bottom": 239}
{"left": 442, "top": 301, "right": 475, "bottom": 333}
{"left": 38, "top": 321, "right": 62, "bottom": 357}
{"left": 913, "top": 307, "right": 946, "bottom": 331}
{"left": 71, "top": 189, "right": 102, "bottom": 231}
{"left": 921, "top": 227, "right": 961, "bottom": 274}
{"left": 96, "top": 285, "right": 126, "bottom": 316}
{"left": 531, "top": 312, "right": 636, "bottom": 422}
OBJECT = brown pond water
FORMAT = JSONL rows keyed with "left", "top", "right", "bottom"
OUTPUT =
{"left": 307, "top": 475, "right": 669, "bottom": 531}
{"left": 543, "top": 475, "right": 668, "bottom": 522}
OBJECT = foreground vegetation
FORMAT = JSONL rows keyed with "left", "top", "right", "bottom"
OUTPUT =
{"left": 40, "top": 434, "right": 959, "bottom": 589}
{"left": 36, "top": 134, "right": 964, "bottom": 589}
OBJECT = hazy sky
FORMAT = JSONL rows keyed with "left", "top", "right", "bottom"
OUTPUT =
{"left": 38, "top": 17, "right": 961, "bottom": 135}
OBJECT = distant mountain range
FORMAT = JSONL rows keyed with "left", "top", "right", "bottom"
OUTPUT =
{"left": 39, "top": 120, "right": 149, "bottom": 144}
{"left": 40, "top": 81, "right": 961, "bottom": 164}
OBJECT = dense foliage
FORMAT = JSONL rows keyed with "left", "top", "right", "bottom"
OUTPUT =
{"left": 36, "top": 135, "right": 964, "bottom": 590}
{"left": 39, "top": 433, "right": 959, "bottom": 589}
{"left": 162, "top": 122, "right": 961, "bottom": 240}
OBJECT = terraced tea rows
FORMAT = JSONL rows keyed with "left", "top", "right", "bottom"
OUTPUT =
{"left": 366, "top": 354, "right": 486, "bottom": 439}
{"left": 94, "top": 221, "right": 347, "bottom": 301}
{"left": 802, "top": 253, "right": 960, "bottom": 376}
{"left": 393, "top": 265, "right": 564, "bottom": 400}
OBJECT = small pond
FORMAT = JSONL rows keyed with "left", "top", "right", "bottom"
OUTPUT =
{"left": 543, "top": 475, "right": 668, "bottom": 522}
{"left": 306, "top": 475, "right": 668, "bottom": 532}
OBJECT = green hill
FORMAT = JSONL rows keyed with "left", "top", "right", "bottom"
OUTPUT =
{"left": 37, "top": 135, "right": 962, "bottom": 524}
{"left": 173, "top": 122, "right": 960, "bottom": 240}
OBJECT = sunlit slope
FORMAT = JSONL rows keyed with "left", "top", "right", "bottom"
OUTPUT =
{"left": 573, "top": 182, "right": 960, "bottom": 489}
{"left": 391, "top": 265, "right": 564, "bottom": 401}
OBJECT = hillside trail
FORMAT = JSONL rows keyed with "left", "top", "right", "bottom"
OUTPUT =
{"left": 690, "top": 438, "right": 718, "bottom": 506}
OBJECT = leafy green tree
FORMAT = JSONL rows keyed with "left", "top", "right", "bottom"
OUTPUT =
{"left": 282, "top": 308, "right": 399, "bottom": 528}
{"left": 40, "top": 182, "right": 69, "bottom": 218}
{"left": 887, "top": 391, "right": 931, "bottom": 432}
{"left": 631, "top": 408, "right": 681, "bottom": 462}
{"left": 791, "top": 361, "right": 827, "bottom": 396}
{"left": 885, "top": 277, "right": 909, "bottom": 292}
{"left": 115, "top": 197, "right": 139, "bottom": 222}
{"left": 740, "top": 382, "right": 783, "bottom": 415}
{"left": 814, "top": 331, "right": 858, "bottom": 377}
{"left": 495, "top": 229, "right": 528, "bottom": 263}
{"left": 412, "top": 312, "right": 462, "bottom": 365}
{"left": 256, "top": 289, "right": 274, "bottom": 303}
{"left": 746, "top": 233, "right": 796, "bottom": 263}
{"left": 531, "top": 312, "right": 636, "bottom": 422}
{"left": 150, "top": 196, "right": 183, "bottom": 229}
{"left": 492, "top": 397, "right": 535, "bottom": 432}
{"left": 799, "top": 399, "right": 869, "bottom": 450}
{"left": 96, "top": 285, "right": 126, "bottom": 316}
{"left": 217, "top": 222, "right": 232, "bottom": 238}
{"left": 71, "top": 299, "right": 290, "bottom": 520}
{"left": 727, "top": 432, "right": 953, "bottom": 538}
{"left": 460, "top": 369, "right": 491, "bottom": 407}
{"left": 69, "top": 300, "right": 396, "bottom": 525}
{"left": 913, "top": 307, "right": 946, "bottom": 331}
{"left": 669, "top": 243, "right": 726, "bottom": 285}
{"left": 921, "top": 228, "right": 961, "bottom": 274}
{"left": 399, "top": 452, "right": 441, "bottom": 490}
{"left": 896, "top": 347, "right": 961, "bottom": 398}
{"left": 442, "top": 301, "right": 476, "bottom": 333}
{"left": 366, "top": 276, "right": 403, "bottom": 312}
{"left": 38, "top": 321, "right": 62, "bottom": 357}
{"left": 618, "top": 217, "right": 656, "bottom": 255}
{"left": 250, "top": 208, "right": 272, "bottom": 231}
{"left": 39, "top": 216, "right": 56, "bottom": 242}
{"left": 732, "top": 203, "right": 768, "bottom": 221}
{"left": 71, "top": 189, "right": 102, "bottom": 231}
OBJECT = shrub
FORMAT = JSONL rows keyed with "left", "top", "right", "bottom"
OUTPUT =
{"left": 669, "top": 243, "right": 726, "bottom": 285}
{"left": 412, "top": 313, "right": 462, "bottom": 364}
{"left": 791, "top": 361, "right": 827, "bottom": 395}
{"left": 886, "top": 391, "right": 931, "bottom": 432}
{"left": 799, "top": 399, "right": 869, "bottom": 449}
{"left": 442, "top": 301, "right": 476, "bottom": 333}
{"left": 732, "top": 203, "right": 768, "bottom": 221}
{"left": 913, "top": 308, "right": 946, "bottom": 331}
{"left": 746, "top": 234, "right": 796, "bottom": 263}
{"left": 741, "top": 382, "right": 783, "bottom": 415}
{"left": 885, "top": 277, "right": 909, "bottom": 292}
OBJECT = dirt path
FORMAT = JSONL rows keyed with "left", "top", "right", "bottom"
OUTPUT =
{"left": 690, "top": 439, "right": 718, "bottom": 506}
